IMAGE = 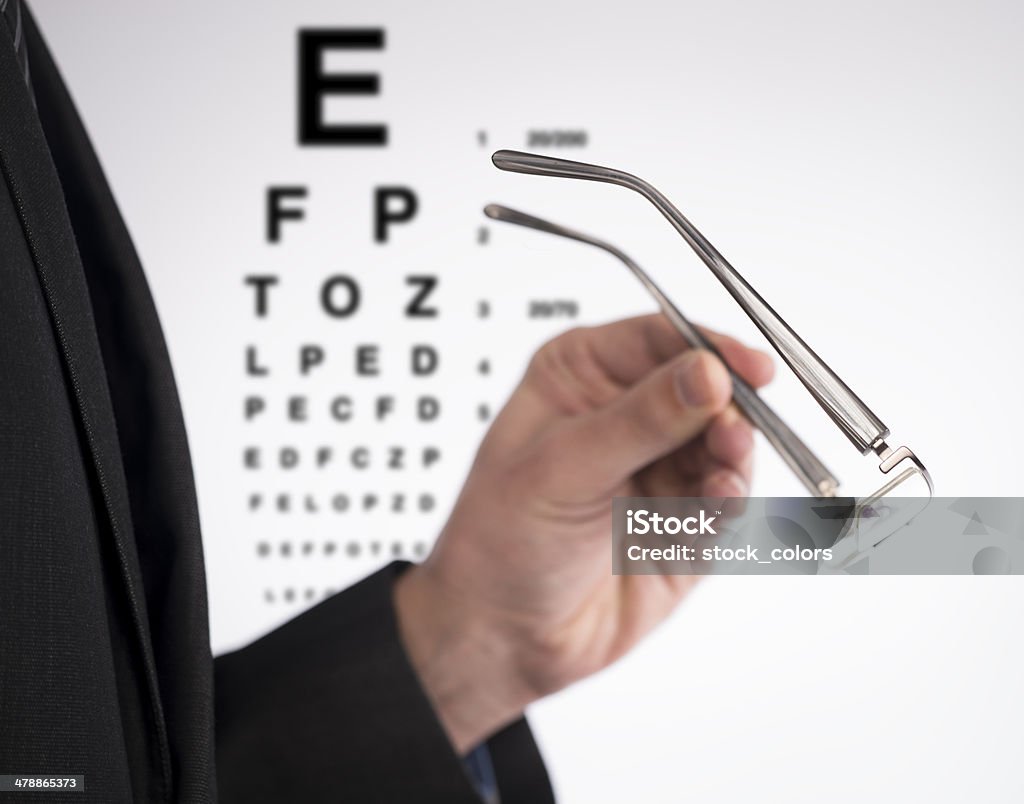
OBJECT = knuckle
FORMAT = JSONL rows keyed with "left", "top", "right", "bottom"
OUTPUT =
{"left": 616, "top": 383, "right": 676, "bottom": 445}
{"left": 527, "top": 328, "right": 584, "bottom": 380}
{"left": 543, "top": 325, "right": 589, "bottom": 354}
{"left": 531, "top": 327, "right": 591, "bottom": 373}
{"left": 685, "top": 351, "right": 733, "bottom": 409}
{"left": 640, "top": 380, "right": 682, "bottom": 435}
{"left": 525, "top": 327, "right": 609, "bottom": 412}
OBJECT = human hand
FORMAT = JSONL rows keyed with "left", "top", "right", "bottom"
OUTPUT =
{"left": 394, "top": 313, "right": 774, "bottom": 753}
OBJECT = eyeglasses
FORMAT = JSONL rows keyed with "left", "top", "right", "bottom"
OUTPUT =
{"left": 487, "top": 151, "right": 931, "bottom": 561}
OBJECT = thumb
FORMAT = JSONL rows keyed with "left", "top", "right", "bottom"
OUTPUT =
{"left": 542, "top": 350, "right": 733, "bottom": 499}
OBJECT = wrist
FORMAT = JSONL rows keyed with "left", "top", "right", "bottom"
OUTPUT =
{"left": 393, "top": 563, "right": 534, "bottom": 755}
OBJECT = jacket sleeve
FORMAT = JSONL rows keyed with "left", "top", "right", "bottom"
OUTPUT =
{"left": 213, "top": 561, "right": 554, "bottom": 803}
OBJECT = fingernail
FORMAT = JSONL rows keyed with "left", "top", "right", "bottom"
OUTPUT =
{"left": 707, "top": 469, "right": 748, "bottom": 498}
{"left": 722, "top": 471, "right": 748, "bottom": 497}
{"left": 675, "top": 352, "right": 716, "bottom": 408}
{"left": 722, "top": 406, "right": 755, "bottom": 454}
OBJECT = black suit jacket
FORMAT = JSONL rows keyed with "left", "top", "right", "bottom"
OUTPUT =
{"left": 0, "top": 8, "right": 553, "bottom": 803}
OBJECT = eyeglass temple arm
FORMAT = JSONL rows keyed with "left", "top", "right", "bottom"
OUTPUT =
{"left": 484, "top": 203, "right": 839, "bottom": 498}
{"left": 491, "top": 150, "right": 890, "bottom": 457}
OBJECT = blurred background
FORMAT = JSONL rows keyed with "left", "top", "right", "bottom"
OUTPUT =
{"left": 32, "top": 1, "right": 1024, "bottom": 801}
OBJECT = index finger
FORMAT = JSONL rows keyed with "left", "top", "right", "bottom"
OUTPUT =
{"left": 583, "top": 313, "right": 775, "bottom": 390}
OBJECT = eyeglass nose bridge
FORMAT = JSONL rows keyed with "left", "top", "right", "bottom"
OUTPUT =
{"left": 823, "top": 458, "right": 932, "bottom": 569}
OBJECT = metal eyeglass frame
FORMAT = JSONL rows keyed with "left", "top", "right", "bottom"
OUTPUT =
{"left": 487, "top": 150, "right": 932, "bottom": 508}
